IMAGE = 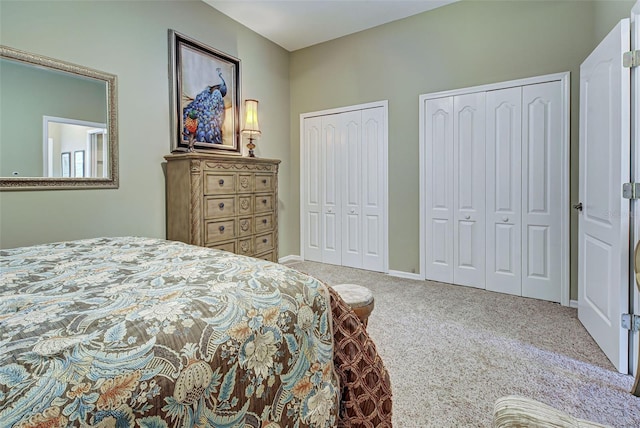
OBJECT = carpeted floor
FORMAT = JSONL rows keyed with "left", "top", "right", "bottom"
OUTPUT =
{"left": 283, "top": 260, "right": 640, "bottom": 428}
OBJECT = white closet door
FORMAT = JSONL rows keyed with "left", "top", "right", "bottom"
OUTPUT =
{"left": 425, "top": 97, "right": 455, "bottom": 283}
{"left": 321, "top": 114, "right": 342, "bottom": 265}
{"left": 361, "top": 107, "right": 385, "bottom": 272}
{"left": 453, "top": 93, "right": 486, "bottom": 288}
{"left": 303, "top": 117, "right": 322, "bottom": 262}
{"left": 486, "top": 87, "right": 522, "bottom": 296}
{"left": 521, "top": 81, "right": 563, "bottom": 302}
{"left": 341, "top": 110, "right": 362, "bottom": 268}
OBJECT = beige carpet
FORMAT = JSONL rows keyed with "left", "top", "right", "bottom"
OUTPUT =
{"left": 283, "top": 260, "right": 640, "bottom": 428}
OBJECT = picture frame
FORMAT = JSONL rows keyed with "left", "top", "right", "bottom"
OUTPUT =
{"left": 61, "top": 152, "right": 71, "bottom": 177}
{"left": 169, "top": 30, "right": 241, "bottom": 154}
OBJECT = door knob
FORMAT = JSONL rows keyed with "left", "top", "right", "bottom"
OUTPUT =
{"left": 573, "top": 202, "right": 583, "bottom": 211}
{"left": 502, "top": 217, "right": 509, "bottom": 222}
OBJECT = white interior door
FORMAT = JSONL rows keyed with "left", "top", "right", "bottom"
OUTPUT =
{"left": 302, "top": 103, "right": 388, "bottom": 271}
{"left": 578, "top": 18, "right": 630, "bottom": 373}
{"left": 521, "top": 81, "right": 564, "bottom": 302}
{"left": 341, "top": 110, "right": 362, "bottom": 268}
{"left": 321, "top": 114, "right": 342, "bottom": 265}
{"left": 425, "top": 97, "right": 455, "bottom": 283}
{"left": 631, "top": 0, "right": 640, "bottom": 377}
{"left": 486, "top": 87, "right": 523, "bottom": 296}
{"left": 361, "top": 107, "right": 386, "bottom": 272}
{"left": 453, "top": 93, "right": 486, "bottom": 288}
{"left": 303, "top": 117, "right": 322, "bottom": 262}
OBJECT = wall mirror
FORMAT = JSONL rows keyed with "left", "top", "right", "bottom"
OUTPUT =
{"left": 0, "top": 45, "right": 118, "bottom": 190}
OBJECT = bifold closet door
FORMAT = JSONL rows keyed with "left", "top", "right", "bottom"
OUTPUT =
{"left": 453, "top": 93, "right": 486, "bottom": 288}
{"left": 486, "top": 87, "right": 523, "bottom": 296}
{"left": 349, "top": 107, "right": 385, "bottom": 272}
{"left": 425, "top": 97, "right": 455, "bottom": 283}
{"left": 521, "top": 81, "right": 563, "bottom": 302}
{"left": 303, "top": 108, "right": 385, "bottom": 271}
{"left": 425, "top": 94, "right": 485, "bottom": 287}
{"left": 302, "top": 114, "right": 341, "bottom": 265}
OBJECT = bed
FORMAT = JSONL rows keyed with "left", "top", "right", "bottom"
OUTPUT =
{"left": 0, "top": 237, "right": 391, "bottom": 427}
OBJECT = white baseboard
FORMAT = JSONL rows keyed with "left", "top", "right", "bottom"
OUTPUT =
{"left": 279, "top": 255, "right": 304, "bottom": 264}
{"left": 388, "top": 270, "right": 423, "bottom": 281}
{"left": 570, "top": 300, "right": 578, "bottom": 308}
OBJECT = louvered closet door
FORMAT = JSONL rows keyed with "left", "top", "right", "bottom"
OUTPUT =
{"left": 453, "top": 93, "right": 486, "bottom": 288}
{"left": 521, "top": 81, "right": 563, "bottom": 302}
{"left": 425, "top": 97, "right": 455, "bottom": 283}
{"left": 303, "top": 116, "right": 323, "bottom": 262}
{"left": 486, "top": 87, "right": 522, "bottom": 296}
{"left": 321, "top": 114, "right": 342, "bottom": 265}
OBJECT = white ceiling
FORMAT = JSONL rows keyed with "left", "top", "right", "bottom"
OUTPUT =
{"left": 204, "top": 0, "right": 458, "bottom": 52}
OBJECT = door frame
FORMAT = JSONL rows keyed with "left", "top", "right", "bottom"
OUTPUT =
{"left": 299, "top": 100, "right": 389, "bottom": 273}
{"left": 419, "top": 72, "right": 570, "bottom": 306}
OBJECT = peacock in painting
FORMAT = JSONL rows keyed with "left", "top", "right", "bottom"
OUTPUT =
{"left": 182, "top": 67, "right": 227, "bottom": 146}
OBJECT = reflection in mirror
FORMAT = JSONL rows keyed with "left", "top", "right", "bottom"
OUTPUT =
{"left": 43, "top": 117, "right": 107, "bottom": 178}
{"left": 0, "top": 45, "right": 118, "bottom": 190}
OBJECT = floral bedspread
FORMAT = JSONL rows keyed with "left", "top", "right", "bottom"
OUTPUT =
{"left": 0, "top": 237, "right": 339, "bottom": 427}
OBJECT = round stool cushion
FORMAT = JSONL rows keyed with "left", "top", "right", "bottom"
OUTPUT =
{"left": 332, "top": 284, "right": 374, "bottom": 308}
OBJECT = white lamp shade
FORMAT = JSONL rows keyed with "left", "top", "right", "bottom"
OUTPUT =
{"left": 242, "top": 99, "right": 261, "bottom": 136}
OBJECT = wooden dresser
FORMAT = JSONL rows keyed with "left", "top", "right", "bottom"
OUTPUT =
{"left": 165, "top": 153, "right": 280, "bottom": 262}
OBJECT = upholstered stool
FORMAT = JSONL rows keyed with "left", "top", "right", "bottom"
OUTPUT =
{"left": 332, "top": 284, "right": 375, "bottom": 327}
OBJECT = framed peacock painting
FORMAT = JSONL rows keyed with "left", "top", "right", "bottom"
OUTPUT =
{"left": 169, "top": 30, "right": 241, "bottom": 154}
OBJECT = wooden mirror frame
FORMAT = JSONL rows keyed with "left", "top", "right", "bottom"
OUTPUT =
{"left": 0, "top": 45, "right": 118, "bottom": 190}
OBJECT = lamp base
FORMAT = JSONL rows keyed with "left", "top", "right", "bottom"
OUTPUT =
{"left": 247, "top": 138, "right": 256, "bottom": 158}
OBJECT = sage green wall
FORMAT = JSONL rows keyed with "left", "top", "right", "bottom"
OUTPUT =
{"left": 0, "top": 59, "right": 106, "bottom": 177}
{"left": 0, "top": 1, "right": 292, "bottom": 252}
{"left": 289, "top": 0, "right": 634, "bottom": 299}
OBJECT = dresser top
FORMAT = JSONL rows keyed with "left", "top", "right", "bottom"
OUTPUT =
{"left": 165, "top": 152, "right": 281, "bottom": 165}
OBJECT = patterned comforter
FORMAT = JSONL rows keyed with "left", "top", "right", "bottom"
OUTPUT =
{"left": 0, "top": 237, "right": 340, "bottom": 427}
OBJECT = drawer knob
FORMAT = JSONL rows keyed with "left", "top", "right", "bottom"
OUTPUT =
{"left": 262, "top": 219, "right": 267, "bottom": 224}
{"left": 502, "top": 217, "right": 509, "bottom": 222}
{"left": 219, "top": 179, "right": 224, "bottom": 185}
{"left": 219, "top": 225, "right": 225, "bottom": 232}
{"left": 219, "top": 202, "right": 225, "bottom": 209}
{"left": 262, "top": 199, "right": 267, "bottom": 204}
{"left": 262, "top": 238, "right": 268, "bottom": 243}
{"left": 262, "top": 179, "right": 267, "bottom": 184}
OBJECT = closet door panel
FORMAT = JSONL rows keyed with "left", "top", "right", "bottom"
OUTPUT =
{"left": 425, "top": 97, "right": 454, "bottom": 283}
{"left": 522, "top": 81, "right": 562, "bottom": 302}
{"left": 303, "top": 117, "right": 322, "bottom": 262}
{"left": 342, "top": 111, "right": 362, "bottom": 268}
{"left": 486, "top": 87, "right": 522, "bottom": 296}
{"left": 361, "top": 107, "right": 385, "bottom": 272}
{"left": 453, "top": 93, "right": 486, "bottom": 288}
{"left": 321, "top": 116, "right": 341, "bottom": 265}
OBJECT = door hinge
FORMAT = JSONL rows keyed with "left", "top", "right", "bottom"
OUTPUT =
{"left": 622, "top": 182, "right": 640, "bottom": 199}
{"left": 621, "top": 314, "right": 640, "bottom": 332}
{"left": 623, "top": 50, "right": 640, "bottom": 68}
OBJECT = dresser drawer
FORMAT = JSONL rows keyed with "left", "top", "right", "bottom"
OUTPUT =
{"left": 207, "top": 240, "right": 235, "bottom": 253}
{"left": 255, "top": 213, "right": 273, "bottom": 233}
{"left": 205, "top": 219, "right": 236, "bottom": 244}
{"left": 204, "top": 196, "right": 236, "bottom": 219}
{"left": 238, "top": 238, "right": 253, "bottom": 256}
{"left": 255, "top": 195, "right": 274, "bottom": 213}
{"left": 255, "top": 173, "right": 274, "bottom": 193}
{"left": 239, "top": 196, "right": 252, "bottom": 215}
{"left": 238, "top": 174, "right": 253, "bottom": 193}
{"left": 256, "top": 251, "right": 275, "bottom": 262}
{"left": 238, "top": 217, "right": 252, "bottom": 236}
{"left": 255, "top": 232, "right": 274, "bottom": 254}
{"left": 204, "top": 173, "right": 236, "bottom": 195}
